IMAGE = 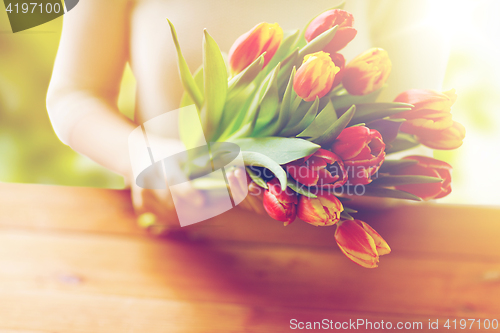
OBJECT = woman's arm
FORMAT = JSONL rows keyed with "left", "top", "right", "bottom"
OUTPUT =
{"left": 46, "top": 0, "right": 206, "bottom": 227}
{"left": 46, "top": 0, "right": 135, "bottom": 178}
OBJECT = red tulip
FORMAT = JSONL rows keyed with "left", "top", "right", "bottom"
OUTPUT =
{"left": 286, "top": 148, "right": 347, "bottom": 188}
{"left": 342, "top": 48, "right": 392, "bottom": 95}
{"left": 297, "top": 192, "right": 343, "bottom": 226}
{"left": 293, "top": 51, "right": 340, "bottom": 101}
{"left": 330, "top": 126, "right": 386, "bottom": 185}
{"left": 228, "top": 22, "right": 283, "bottom": 75}
{"left": 394, "top": 89, "right": 465, "bottom": 150}
{"left": 263, "top": 178, "right": 298, "bottom": 225}
{"left": 391, "top": 155, "right": 452, "bottom": 201}
{"left": 335, "top": 219, "right": 391, "bottom": 268}
{"left": 305, "top": 9, "right": 357, "bottom": 53}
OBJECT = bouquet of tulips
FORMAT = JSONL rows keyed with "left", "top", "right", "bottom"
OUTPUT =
{"left": 167, "top": 4, "right": 465, "bottom": 268}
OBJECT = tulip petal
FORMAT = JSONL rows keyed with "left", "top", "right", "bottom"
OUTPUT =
{"left": 297, "top": 193, "right": 343, "bottom": 226}
{"left": 335, "top": 220, "right": 379, "bottom": 268}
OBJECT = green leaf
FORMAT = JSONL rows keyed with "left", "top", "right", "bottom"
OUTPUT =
{"left": 297, "top": 100, "right": 337, "bottom": 138}
{"left": 180, "top": 66, "right": 204, "bottom": 108}
{"left": 227, "top": 54, "right": 265, "bottom": 96}
{"left": 246, "top": 167, "right": 268, "bottom": 189}
{"left": 244, "top": 66, "right": 279, "bottom": 122}
{"left": 286, "top": 97, "right": 316, "bottom": 131}
{"left": 370, "top": 175, "right": 443, "bottom": 187}
{"left": 343, "top": 207, "right": 358, "bottom": 214}
{"left": 233, "top": 137, "right": 320, "bottom": 165}
{"left": 167, "top": 19, "right": 204, "bottom": 110}
{"left": 330, "top": 85, "right": 384, "bottom": 110}
{"left": 275, "top": 67, "right": 296, "bottom": 133}
{"left": 218, "top": 71, "right": 265, "bottom": 141}
{"left": 258, "top": 67, "right": 297, "bottom": 137}
{"left": 297, "top": 25, "right": 338, "bottom": 60}
{"left": 378, "top": 159, "right": 418, "bottom": 173}
{"left": 287, "top": 179, "right": 317, "bottom": 198}
{"left": 340, "top": 211, "right": 354, "bottom": 220}
{"left": 311, "top": 105, "right": 356, "bottom": 146}
{"left": 253, "top": 63, "right": 281, "bottom": 135}
{"left": 344, "top": 102, "right": 412, "bottom": 126}
{"left": 355, "top": 187, "right": 422, "bottom": 201}
{"left": 290, "top": 95, "right": 303, "bottom": 116}
{"left": 367, "top": 119, "right": 403, "bottom": 143}
{"left": 277, "top": 48, "right": 299, "bottom": 93}
{"left": 179, "top": 68, "right": 205, "bottom": 150}
{"left": 385, "top": 133, "right": 420, "bottom": 154}
{"left": 201, "top": 29, "right": 228, "bottom": 140}
{"left": 242, "top": 151, "right": 287, "bottom": 190}
{"left": 265, "top": 30, "right": 300, "bottom": 75}
{"left": 281, "top": 97, "right": 319, "bottom": 137}
{"left": 226, "top": 65, "right": 280, "bottom": 140}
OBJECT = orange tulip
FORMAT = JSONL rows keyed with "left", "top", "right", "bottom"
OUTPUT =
{"left": 334, "top": 219, "right": 391, "bottom": 268}
{"left": 415, "top": 120, "right": 465, "bottom": 150}
{"left": 293, "top": 51, "right": 340, "bottom": 101}
{"left": 297, "top": 192, "right": 343, "bottom": 226}
{"left": 228, "top": 22, "right": 283, "bottom": 75}
{"left": 394, "top": 89, "right": 465, "bottom": 150}
{"left": 342, "top": 48, "right": 391, "bottom": 96}
{"left": 305, "top": 9, "right": 357, "bottom": 53}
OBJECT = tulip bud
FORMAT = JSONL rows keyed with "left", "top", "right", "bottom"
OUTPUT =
{"left": 228, "top": 22, "right": 283, "bottom": 75}
{"left": 416, "top": 121, "right": 465, "bottom": 150}
{"left": 342, "top": 48, "right": 392, "bottom": 96}
{"left": 286, "top": 148, "right": 347, "bottom": 188}
{"left": 335, "top": 219, "right": 391, "bottom": 268}
{"left": 393, "top": 89, "right": 465, "bottom": 150}
{"left": 297, "top": 192, "right": 343, "bottom": 226}
{"left": 263, "top": 178, "right": 298, "bottom": 226}
{"left": 391, "top": 155, "right": 452, "bottom": 201}
{"left": 394, "top": 89, "right": 457, "bottom": 118}
{"left": 293, "top": 51, "right": 340, "bottom": 101}
{"left": 330, "top": 126, "right": 386, "bottom": 185}
{"left": 305, "top": 9, "right": 357, "bottom": 53}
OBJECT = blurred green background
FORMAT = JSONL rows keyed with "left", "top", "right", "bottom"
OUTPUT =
{"left": 0, "top": 13, "right": 134, "bottom": 188}
{"left": 1, "top": 1, "right": 499, "bottom": 204}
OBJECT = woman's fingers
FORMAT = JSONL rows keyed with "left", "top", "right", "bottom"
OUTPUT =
{"left": 165, "top": 159, "right": 205, "bottom": 207}
{"left": 227, "top": 169, "right": 247, "bottom": 205}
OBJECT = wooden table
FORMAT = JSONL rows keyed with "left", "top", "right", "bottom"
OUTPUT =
{"left": 0, "top": 182, "right": 499, "bottom": 332}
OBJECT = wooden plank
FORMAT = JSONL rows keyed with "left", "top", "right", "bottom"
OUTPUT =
{"left": 1, "top": 229, "right": 499, "bottom": 319}
{"left": 1, "top": 183, "right": 499, "bottom": 332}
{"left": 0, "top": 289, "right": 462, "bottom": 333}
{"left": 1, "top": 182, "right": 500, "bottom": 259}
{"left": 0, "top": 183, "right": 140, "bottom": 235}
{"left": 0, "top": 328, "right": 49, "bottom": 333}
{"left": 1, "top": 183, "right": 500, "bottom": 259}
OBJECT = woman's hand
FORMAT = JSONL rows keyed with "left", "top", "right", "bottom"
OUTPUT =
{"left": 226, "top": 167, "right": 266, "bottom": 216}
{"left": 130, "top": 138, "right": 205, "bottom": 231}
